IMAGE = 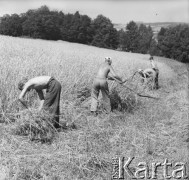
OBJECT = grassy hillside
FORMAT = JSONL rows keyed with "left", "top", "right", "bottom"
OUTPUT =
{"left": 0, "top": 35, "right": 188, "bottom": 179}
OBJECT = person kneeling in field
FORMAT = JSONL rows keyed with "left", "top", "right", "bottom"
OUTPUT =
{"left": 90, "top": 57, "right": 125, "bottom": 114}
{"left": 138, "top": 56, "right": 159, "bottom": 89}
{"left": 18, "top": 76, "right": 61, "bottom": 129}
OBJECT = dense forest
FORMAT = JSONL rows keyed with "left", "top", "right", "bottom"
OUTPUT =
{"left": 0, "top": 5, "right": 188, "bottom": 63}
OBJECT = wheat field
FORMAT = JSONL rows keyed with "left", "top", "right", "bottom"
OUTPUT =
{"left": 0, "top": 35, "right": 188, "bottom": 179}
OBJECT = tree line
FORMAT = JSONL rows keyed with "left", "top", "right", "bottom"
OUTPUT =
{"left": 0, "top": 5, "right": 188, "bottom": 63}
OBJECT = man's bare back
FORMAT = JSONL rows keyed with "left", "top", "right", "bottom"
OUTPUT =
{"left": 26, "top": 76, "right": 51, "bottom": 91}
{"left": 96, "top": 59, "right": 122, "bottom": 82}
{"left": 96, "top": 62, "right": 111, "bottom": 79}
{"left": 18, "top": 76, "right": 52, "bottom": 110}
{"left": 90, "top": 57, "right": 125, "bottom": 113}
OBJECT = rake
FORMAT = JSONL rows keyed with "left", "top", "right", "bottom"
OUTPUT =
{"left": 109, "top": 74, "right": 159, "bottom": 100}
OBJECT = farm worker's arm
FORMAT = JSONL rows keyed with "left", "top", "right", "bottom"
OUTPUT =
{"left": 144, "top": 69, "right": 153, "bottom": 78}
{"left": 143, "top": 72, "right": 147, "bottom": 79}
{"left": 18, "top": 81, "right": 33, "bottom": 109}
{"left": 36, "top": 90, "right": 45, "bottom": 111}
{"left": 108, "top": 75, "right": 128, "bottom": 84}
{"left": 107, "top": 75, "right": 115, "bottom": 80}
{"left": 109, "top": 66, "right": 123, "bottom": 84}
{"left": 120, "top": 78, "right": 129, "bottom": 84}
{"left": 150, "top": 59, "right": 158, "bottom": 69}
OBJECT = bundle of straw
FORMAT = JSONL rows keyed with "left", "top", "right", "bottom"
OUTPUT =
{"left": 12, "top": 110, "right": 57, "bottom": 143}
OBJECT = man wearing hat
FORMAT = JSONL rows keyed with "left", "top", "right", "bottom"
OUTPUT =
{"left": 90, "top": 57, "right": 124, "bottom": 114}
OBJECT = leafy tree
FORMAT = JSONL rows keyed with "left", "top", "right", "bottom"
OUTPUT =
{"left": 22, "top": 6, "right": 61, "bottom": 40}
{"left": 149, "top": 38, "right": 161, "bottom": 56}
{"left": 124, "top": 21, "right": 139, "bottom": 52}
{"left": 117, "top": 29, "right": 128, "bottom": 51}
{"left": 157, "top": 24, "right": 189, "bottom": 62}
{"left": 78, "top": 15, "right": 93, "bottom": 44}
{"left": 137, "top": 24, "right": 153, "bottom": 54}
{"left": 0, "top": 14, "right": 22, "bottom": 36}
{"left": 91, "top": 15, "right": 118, "bottom": 49}
{"left": 60, "top": 13, "right": 74, "bottom": 41}
{"left": 119, "top": 21, "right": 153, "bottom": 54}
{"left": 60, "top": 11, "right": 92, "bottom": 43}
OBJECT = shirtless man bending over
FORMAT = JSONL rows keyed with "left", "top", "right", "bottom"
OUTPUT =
{"left": 18, "top": 76, "right": 61, "bottom": 129}
{"left": 90, "top": 57, "right": 124, "bottom": 114}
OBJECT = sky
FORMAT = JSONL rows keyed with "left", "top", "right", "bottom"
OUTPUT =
{"left": 0, "top": 0, "right": 188, "bottom": 24}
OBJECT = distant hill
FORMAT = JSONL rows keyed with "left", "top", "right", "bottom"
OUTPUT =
{"left": 114, "top": 22, "right": 188, "bottom": 33}
{"left": 114, "top": 22, "right": 189, "bottom": 42}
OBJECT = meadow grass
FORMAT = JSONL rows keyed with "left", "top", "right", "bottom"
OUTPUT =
{"left": 0, "top": 35, "right": 188, "bottom": 179}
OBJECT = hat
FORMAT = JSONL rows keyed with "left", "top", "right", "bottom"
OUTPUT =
{"left": 18, "top": 77, "right": 28, "bottom": 90}
{"left": 149, "top": 56, "right": 154, "bottom": 60}
{"left": 105, "top": 57, "right": 112, "bottom": 61}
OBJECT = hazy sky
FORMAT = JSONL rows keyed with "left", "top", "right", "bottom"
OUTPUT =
{"left": 0, "top": 0, "right": 188, "bottom": 24}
